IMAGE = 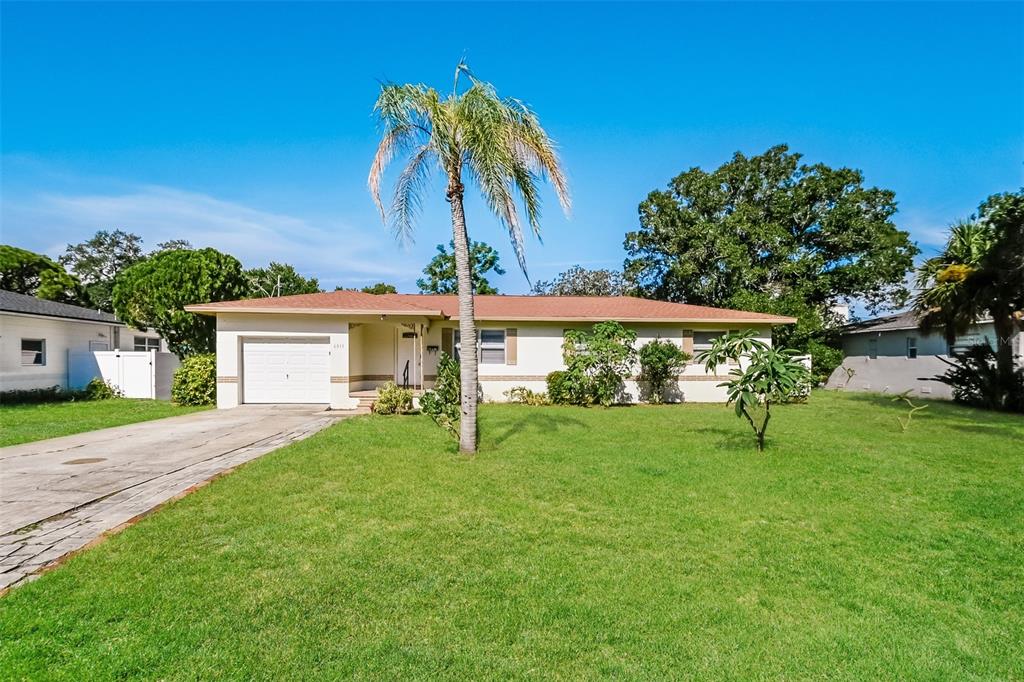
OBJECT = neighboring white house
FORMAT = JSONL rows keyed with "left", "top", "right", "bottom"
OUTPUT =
{"left": 185, "top": 291, "right": 796, "bottom": 410}
{"left": 825, "top": 310, "right": 1024, "bottom": 399}
{"left": 0, "top": 290, "right": 168, "bottom": 392}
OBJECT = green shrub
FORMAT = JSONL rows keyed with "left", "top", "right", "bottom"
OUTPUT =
{"left": 171, "top": 353, "right": 216, "bottom": 406}
{"left": 806, "top": 340, "right": 843, "bottom": 386}
{"left": 638, "top": 339, "right": 690, "bottom": 403}
{"left": 420, "top": 351, "right": 460, "bottom": 439}
{"left": 546, "top": 371, "right": 570, "bottom": 405}
{"left": 504, "top": 386, "right": 550, "bottom": 405}
{"left": 372, "top": 381, "right": 414, "bottom": 415}
{"left": 85, "top": 378, "right": 124, "bottom": 400}
{"left": 937, "top": 344, "right": 1024, "bottom": 413}
{"left": 562, "top": 321, "right": 637, "bottom": 406}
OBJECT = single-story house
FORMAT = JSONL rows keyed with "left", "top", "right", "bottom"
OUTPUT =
{"left": 1, "top": 289, "right": 167, "bottom": 392}
{"left": 185, "top": 291, "right": 796, "bottom": 409}
{"left": 825, "top": 309, "right": 1024, "bottom": 399}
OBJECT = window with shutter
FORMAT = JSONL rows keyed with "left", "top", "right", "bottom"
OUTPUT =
{"left": 480, "top": 329, "right": 506, "bottom": 364}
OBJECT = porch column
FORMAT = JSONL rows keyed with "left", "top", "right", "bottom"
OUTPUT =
{"left": 329, "top": 322, "right": 359, "bottom": 410}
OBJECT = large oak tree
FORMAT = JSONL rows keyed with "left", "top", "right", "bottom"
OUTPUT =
{"left": 624, "top": 145, "right": 918, "bottom": 314}
{"left": 623, "top": 145, "right": 918, "bottom": 379}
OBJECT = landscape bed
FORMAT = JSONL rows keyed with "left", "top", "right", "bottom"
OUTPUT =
{"left": 0, "top": 391, "right": 1021, "bottom": 679}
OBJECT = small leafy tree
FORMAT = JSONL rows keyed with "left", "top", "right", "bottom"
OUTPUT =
{"left": 112, "top": 248, "right": 248, "bottom": 356}
{"left": 245, "top": 262, "right": 321, "bottom": 298}
{"left": 417, "top": 240, "right": 505, "bottom": 295}
{"left": 531, "top": 265, "right": 632, "bottom": 296}
{"left": 638, "top": 339, "right": 690, "bottom": 403}
{"left": 696, "top": 330, "right": 811, "bottom": 451}
{"left": 562, "top": 321, "right": 637, "bottom": 407}
{"left": 420, "top": 351, "right": 461, "bottom": 439}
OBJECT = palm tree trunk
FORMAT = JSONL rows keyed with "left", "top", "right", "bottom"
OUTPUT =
{"left": 447, "top": 180, "right": 478, "bottom": 453}
{"left": 992, "top": 307, "right": 1017, "bottom": 409}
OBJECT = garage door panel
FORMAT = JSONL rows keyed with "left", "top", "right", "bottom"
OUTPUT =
{"left": 242, "top": 338, "right": 330, "bottom": 404}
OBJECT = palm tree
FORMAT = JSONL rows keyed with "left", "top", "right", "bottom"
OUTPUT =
{"left": 915, "top": 190, "right": 1024, "bottom": 409}
{"left": 368, "top": 63, "right": 570, "bottom": 453}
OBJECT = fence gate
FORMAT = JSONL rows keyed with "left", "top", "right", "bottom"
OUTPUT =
{"left": 68, "top": 350, "right": 179, "bottom": 399}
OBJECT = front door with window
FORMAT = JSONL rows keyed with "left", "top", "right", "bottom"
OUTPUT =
{"left": 395, "top": 332, "right": 419, "bottom": 388}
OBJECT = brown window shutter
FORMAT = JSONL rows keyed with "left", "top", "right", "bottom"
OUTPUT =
{"left": 682, "top": 329, "right": 694, "bottom": 355}
{"left": 506, "top": 328, "right": 517, "bottom": 365}
{"left": 442, "top": 328, "right": 453, "bottom": 357}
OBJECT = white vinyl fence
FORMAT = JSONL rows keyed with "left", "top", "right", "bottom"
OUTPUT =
{"left": 68, "top": 350, "right": 180, "bottom": 399}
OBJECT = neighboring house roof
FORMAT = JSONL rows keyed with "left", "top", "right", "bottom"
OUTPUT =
{"left": 843, "top": 310, "right": 994, "bottom": 335}
{"left": 186, "top": 290, "right": 797, "bottom": 324}
{"left": 841, "top": 310, "right": 921, "bottom": 334}
{"left": 0, "top": 289, "right": 119, "bottom": 324}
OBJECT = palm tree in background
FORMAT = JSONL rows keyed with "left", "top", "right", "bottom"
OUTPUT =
{"left": 914, "top": 190, "right": 1024, "bottom": 409}
{"left": 368, "top": 63, "right": 570, "bottom": 452}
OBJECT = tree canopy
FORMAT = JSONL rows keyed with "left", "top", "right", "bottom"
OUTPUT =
{"left": 59, "top": 230, "right": 146, "bottom": 312}
{"left": 531, "top": 265, "right": 632, "bottom": 296}
{"left": 0, "top": 245, "right": 85, "bottom": 305}
{"left": 624, "top": 145, "right": 918, "bottom": 314}
{"left": 417, "top": 240, "right": 505, "bottom": 295}
{"left": 915, "top": 189, "right": 1024, "bottom": 411}
{"left": 112, "top": 248, "right": 248, "bottom": 356}
{"left": 245, "top": 262, "right": 321, "bottom": 298}
{"left": 360, "top": 282, "right": 398, "bottom": 295}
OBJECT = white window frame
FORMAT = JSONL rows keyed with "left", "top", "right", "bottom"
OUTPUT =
{"left": 453, "top": 329, "right": 506, "bottom": 364}
{"left": 479, "top": 329, "right": 506, "bottom": 365}
{"left": 134, "top": 336, "right": 161, "bottom": 352}
{"left": 21, "top": 338, "right": 46, "bottom": 366}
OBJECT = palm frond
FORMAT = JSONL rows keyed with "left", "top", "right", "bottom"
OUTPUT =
{"left": 390, "top": 145, "right": 433, "bottom": 242}
{"left": 368, "top": 66, "right": 570, "bottom": 283}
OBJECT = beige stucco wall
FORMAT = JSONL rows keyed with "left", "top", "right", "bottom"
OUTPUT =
{"left": 214, "top": 312, "right": 357, "bottom": 409}
{"left": 0, "top": 312, "right": 121, "bottom": 391}
{"left": 209, "top": 312, "right": 777, "bottom": 407}
{"left": 424, "top": 321, "right": 772, "bottom": 403}
{"left": 349, "top": 323, "right": 398, "bottom": 391}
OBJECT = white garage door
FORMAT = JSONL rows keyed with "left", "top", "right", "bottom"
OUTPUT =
{"left": 242, "top": 337, "right": 330, "bottom": 404}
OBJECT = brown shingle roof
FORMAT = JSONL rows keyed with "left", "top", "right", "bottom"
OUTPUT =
{"left": 187, "top": 291, "right": 796, "bottom": 324}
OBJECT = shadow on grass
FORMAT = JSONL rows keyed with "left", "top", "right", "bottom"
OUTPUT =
{"left": 488, "top": 409, "right": 588, "bottom": 447}
{"left": 692, "top": 426, "right": 757, "bottom": 451}
{"left": 948, "top": 422, "right": 1024, "bottom": 437}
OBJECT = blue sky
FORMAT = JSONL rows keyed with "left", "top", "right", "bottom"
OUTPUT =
{"left": 2, "top": 2, "right": 1022, "bottom": 298}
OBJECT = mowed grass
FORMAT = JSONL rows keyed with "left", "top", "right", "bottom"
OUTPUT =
{"left": 0, "top": 399, "right": 209, "bottom": 447}
{"left": 1, "top": 391, "right": 1021, "bottom": 679}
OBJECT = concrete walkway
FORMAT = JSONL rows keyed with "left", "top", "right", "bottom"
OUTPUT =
{"left": 0, "top": 405, "right": 355, "bottom": 591}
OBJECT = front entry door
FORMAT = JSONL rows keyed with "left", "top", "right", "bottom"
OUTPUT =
{"left": 395, "top": 331, "right": 419, "bottom": 388}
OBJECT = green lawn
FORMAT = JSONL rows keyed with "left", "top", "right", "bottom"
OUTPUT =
{"left": 1, "top": 392, "right": 1021, "bottom": 679}
{"left": 0, "top": 399, "right": 209, "bottom": 447}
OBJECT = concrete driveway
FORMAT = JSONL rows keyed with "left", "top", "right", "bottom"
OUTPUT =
{"left": 0, "top": 405, "right": 348, "bottom": 590}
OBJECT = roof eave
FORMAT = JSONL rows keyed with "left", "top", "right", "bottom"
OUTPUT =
{"left": 184, "top": 305, "right": 447, "bottom": 318}
{"left": 470, "top": 315, "right": 797, "bottom": 324}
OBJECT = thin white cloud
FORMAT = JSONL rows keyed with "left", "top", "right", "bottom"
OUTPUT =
{"left": 2, "top": 184, "right": 413, "bottom": 285}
